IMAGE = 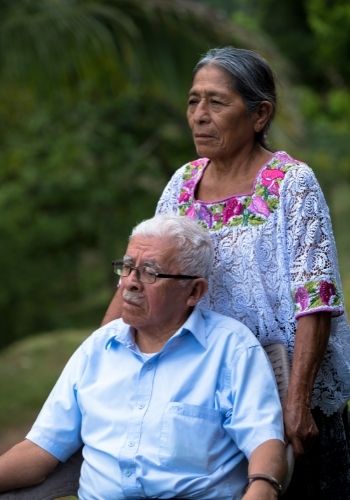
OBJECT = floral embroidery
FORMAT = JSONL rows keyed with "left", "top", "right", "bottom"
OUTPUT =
{"left": 320, "top": 281, "right": 337, "bottom": 305}
{"left": 177, "top": 153, "right": 294, "bottom": 229}
{"left": 223, "top": 198, "right": 244, "bottom": 223}
{"left": 248, "top": 195, "right": 270, "bottom": 217}
{"left": 295, "top": 286, "right": 310, "bottom": 310}
{"left": 294, "top": 279, "right": 341, "bottom": 314}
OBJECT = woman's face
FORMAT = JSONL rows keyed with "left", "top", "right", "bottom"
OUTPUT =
{"left": 187, "top": 64, "right": 259, "bottom": 162}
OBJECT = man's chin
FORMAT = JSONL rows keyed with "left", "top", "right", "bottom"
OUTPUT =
{"left": 121, "top": 306, "right": 143, "bottom": 326}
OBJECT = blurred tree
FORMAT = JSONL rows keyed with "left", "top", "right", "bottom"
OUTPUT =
{"left": 0, "top": 0, "right": 300, "bottom": 348}
{"left": 1, "top": 0, "right": 349, "bottom": 345}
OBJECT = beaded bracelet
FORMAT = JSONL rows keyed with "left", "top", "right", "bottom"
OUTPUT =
{"left": 245, "top": 473, "right": 283, "bottom": 495}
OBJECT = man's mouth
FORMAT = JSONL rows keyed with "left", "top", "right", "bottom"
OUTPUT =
{"left": 122, "top": 290, "right": 144, "bottom": 306}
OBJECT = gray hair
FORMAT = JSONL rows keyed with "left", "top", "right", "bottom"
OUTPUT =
{"left": 193, "top": 46, "right": 277, "bottom": 148}
{"left": 130, "top": 215, "right": 213, "bottom": 279}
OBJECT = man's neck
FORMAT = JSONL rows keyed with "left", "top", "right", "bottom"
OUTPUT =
{"left": 133, "top": 312, "right": 192, "bottom": 353}
{"left": 134, "top": 327, "right": 178, "bottom": 353}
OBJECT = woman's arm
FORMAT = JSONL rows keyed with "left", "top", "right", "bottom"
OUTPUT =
{"left": 101, "top": 287, "right": 122, "bottom": 325}
{"left": 0, "top": 440, "right": 59, "bottom": 492}
{"left": 283, "top": 312, "right": 331, "bottom": 456}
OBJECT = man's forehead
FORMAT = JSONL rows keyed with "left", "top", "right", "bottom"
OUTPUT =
{"left": 125, "top": 235, "right": 176, "bottom": 264}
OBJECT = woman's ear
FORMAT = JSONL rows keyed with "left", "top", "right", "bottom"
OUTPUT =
{"left": 254, "top": 101, "right": 273, "bottom": 133}
{"left": 186, "top": 278, "right": 208, "bottom": 307}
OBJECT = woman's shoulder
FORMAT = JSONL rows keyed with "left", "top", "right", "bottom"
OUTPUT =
{"left": 266, "top": 150, "right": 306, "bottom": 171}
{"left": 268, "top": 151, "right": 320, "bottom": 189}
{"left": 177, "top": 157, "right": 209, "bottom": 175}
{"left": 163, "top": 157, "right": 209, "bottom": 192}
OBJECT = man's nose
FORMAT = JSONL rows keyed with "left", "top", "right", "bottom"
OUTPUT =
{"left": 124, "top": 268, "right": 143, "bottom": 289}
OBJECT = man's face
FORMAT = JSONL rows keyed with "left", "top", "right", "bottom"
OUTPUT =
{"left": 119, "top": 235, "right": 195, "bottom": 337}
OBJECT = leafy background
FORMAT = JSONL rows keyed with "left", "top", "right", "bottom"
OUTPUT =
{"left": 0, "top": 0, "right": 349, "bottom": 448}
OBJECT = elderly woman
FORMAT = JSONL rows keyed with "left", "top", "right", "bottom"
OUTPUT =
{"left": 103, "top": 47, "right": 350, "bottom": 498}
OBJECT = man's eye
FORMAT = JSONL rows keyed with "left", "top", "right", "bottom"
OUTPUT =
{"left": 143, "top": 266, "right": 156, "bottom": 274}
{"left": 143, "top": 267, "right": 156, "bottom": 275}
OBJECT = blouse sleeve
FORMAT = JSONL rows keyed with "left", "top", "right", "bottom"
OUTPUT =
{"left": 281, "top": 164, "right": 344, "bottom": 319}
{"left": 155, "top": 166, "right": 185, "bottom": 215}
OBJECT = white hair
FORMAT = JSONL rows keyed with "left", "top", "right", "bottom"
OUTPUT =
{"left": 130, "top": 215, "right": 213, "bottom": 279}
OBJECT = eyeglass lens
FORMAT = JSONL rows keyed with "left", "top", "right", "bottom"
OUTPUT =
{"left": 114, "top": 263, "right": 156, "bottom": 284}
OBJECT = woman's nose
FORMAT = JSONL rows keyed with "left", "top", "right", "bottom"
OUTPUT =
{"left": 193, "top": 101, "right": 210, "bottom": 123}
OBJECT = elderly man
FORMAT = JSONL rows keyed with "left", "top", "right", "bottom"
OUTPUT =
{"left": 0, "top": 215, "right": 286, "bottom": 499}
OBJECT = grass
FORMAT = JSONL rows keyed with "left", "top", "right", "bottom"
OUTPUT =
{"left": 0, "top": 328, "right": 90, "bottom": 448}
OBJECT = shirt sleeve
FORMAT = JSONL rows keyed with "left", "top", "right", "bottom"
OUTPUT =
{"left": 225, "top": 345, "right": 284, "bottom": 458}
{"left": 281, "top": 165, "right": 344, "bottom": 319}
{"left": 26, "top": 342, "right": 89, "bottom": 462}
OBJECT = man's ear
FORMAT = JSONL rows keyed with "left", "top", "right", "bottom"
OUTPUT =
{"left": 186, "top": 278, "right": 208, "bottom": 307}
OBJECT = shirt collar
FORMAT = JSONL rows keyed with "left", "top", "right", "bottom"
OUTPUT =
{"left": 177, "top": 306, "right": 207, "bottom": 348}
{"left": 104, "top": 321, "right": 136, "bottom": 350}
{"left": 104, "top": 306, "right": 207, "bottom": 350}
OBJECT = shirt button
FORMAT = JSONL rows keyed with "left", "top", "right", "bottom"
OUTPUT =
{"left": 137, "top": 403, "right": 145, "bottom": 409}
{"left": 128, "top": 441, "right": 135, "bottom": 447}
{"left": 146, "top": 363, "right": 153, "bottom": 371}
{"left": 125, "top": 470, "right": 132, "bottom": 477}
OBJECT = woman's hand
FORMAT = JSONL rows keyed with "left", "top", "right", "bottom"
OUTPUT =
{"left": 283, "top": 399, "right": 319, "bottom": 457}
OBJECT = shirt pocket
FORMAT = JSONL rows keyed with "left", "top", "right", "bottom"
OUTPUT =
{"left": 158, "top": 402, "right": 224, "bottom": 474}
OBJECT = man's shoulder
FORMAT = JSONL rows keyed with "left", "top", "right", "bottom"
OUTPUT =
{"left": 80, "top": 318, "right": 126, "bottom": 352}
{"left": 198, "top": 307, "right": 260, "bottom": 349}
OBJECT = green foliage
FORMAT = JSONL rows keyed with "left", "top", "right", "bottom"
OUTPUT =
{"left": 0, "top": 88, "right": 194, "bottom": 347}
{"left": 0, "top": 0, "right": 349, "bottom": 350}
{"left": 307, "top": 0, "right": 350, "bottom": 84}
{"left": 0, "top": 0, "right": 257, "bottom": 349}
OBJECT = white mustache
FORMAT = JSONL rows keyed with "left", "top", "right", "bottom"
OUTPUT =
{"left": 122, "top": 290, "right": 144, "bottom": 305}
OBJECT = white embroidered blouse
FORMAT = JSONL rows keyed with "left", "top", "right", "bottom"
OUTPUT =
{"left": 156, "top": 151, "right": 350, "bottom": 415}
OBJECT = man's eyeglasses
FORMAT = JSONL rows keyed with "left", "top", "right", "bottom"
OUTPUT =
{"left": 112, "top": 260, "right": 199, "bottom": 284}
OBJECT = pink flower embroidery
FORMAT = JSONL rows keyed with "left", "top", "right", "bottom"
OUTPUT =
{"left": 179, "top": 190, "right": 191, "bottom": 203}
{"left": 295, "top": 286, "right": 309, "bottom": 310}
{"left": 319, "top": 281, "right": 336, "bottom": 305}
{"left": 248, "top": 195, "right": 270, "bottom": 217}
{"left": 261, "top": 169, "right": 284, "bottom": 195}
{"left": 223, "top": 198, "right": 243, "bottom": 224}
{"left": 183, "top": 179, "right": 196, "bottom": 190}
{"left": 261, "top": 168, "right": 284, "bottom": 184}
{"left": 268, "top": 180, "right": 280, "bottom": 196}
{"left": 191, "top": 158, "right": 207, "bottom": 167}
{"left": 185, "top": 205, "right": 196, "bottom": 218}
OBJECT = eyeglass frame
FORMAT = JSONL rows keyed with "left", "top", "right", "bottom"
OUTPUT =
{"left": 112, "top": 260, "right": 200, "bottom": 284}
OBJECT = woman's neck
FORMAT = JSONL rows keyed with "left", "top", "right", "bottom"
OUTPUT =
{"left": 197, "top": 146, "right": 273, "bottom": 201}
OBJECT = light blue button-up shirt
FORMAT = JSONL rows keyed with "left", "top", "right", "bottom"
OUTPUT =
{"left": 27, "top": 307, "right": 284, "bottom": 499}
